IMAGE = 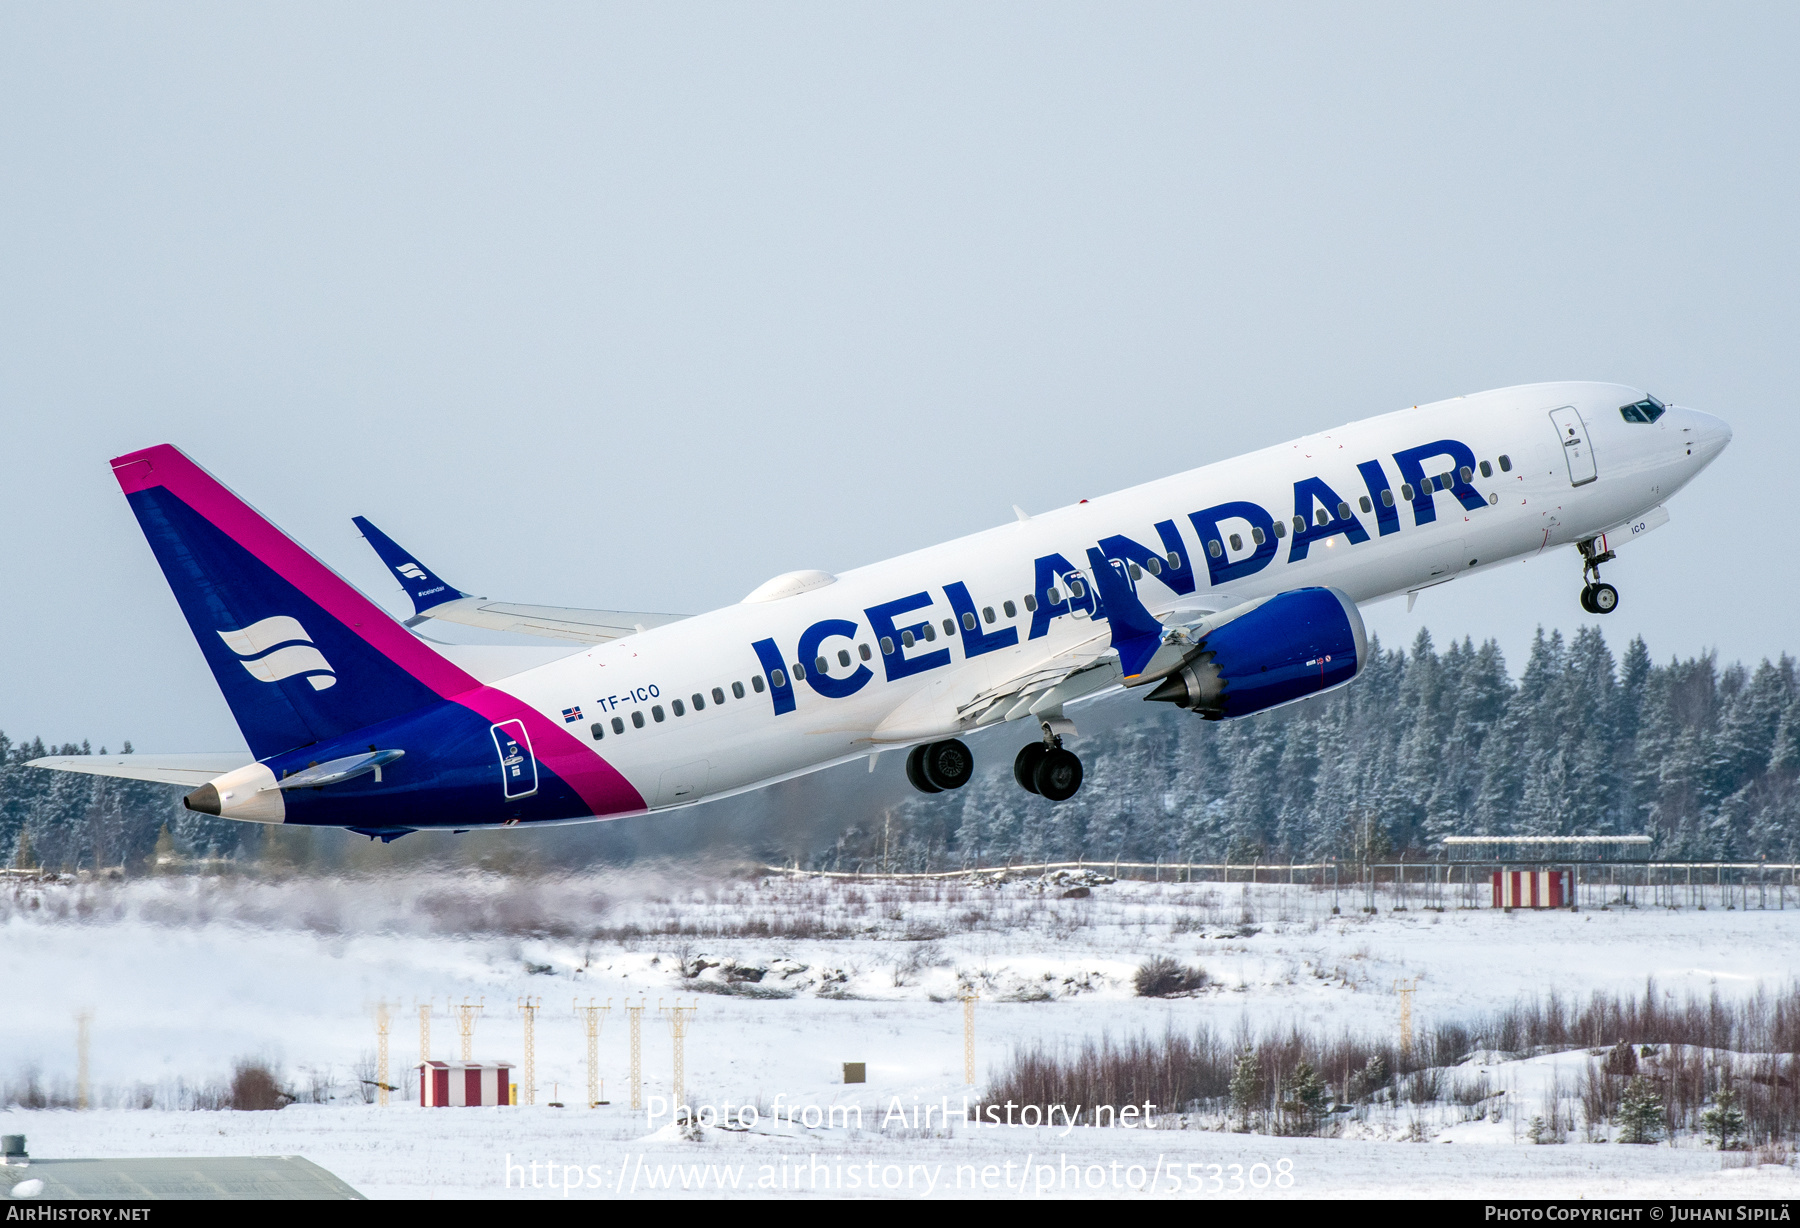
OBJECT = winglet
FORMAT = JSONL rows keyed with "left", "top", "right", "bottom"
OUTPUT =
{"left": 352, "top": 516, "right": 471, "bottom": 621}
{"left": 1089, "top": 554, "right": 1167, "bottom": 678}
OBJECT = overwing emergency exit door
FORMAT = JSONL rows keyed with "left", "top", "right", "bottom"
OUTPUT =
{"left": 1549, "top": 406, "right": 1596, "bottom": 487}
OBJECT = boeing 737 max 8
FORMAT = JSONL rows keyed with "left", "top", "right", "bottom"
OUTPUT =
{"left": 32, "top": 382, "right": 1730, "bottom": 840}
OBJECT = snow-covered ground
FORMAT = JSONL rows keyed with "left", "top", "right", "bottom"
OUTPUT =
{"left": 3, "top": 870, "right": 1798, "bottom": 1199}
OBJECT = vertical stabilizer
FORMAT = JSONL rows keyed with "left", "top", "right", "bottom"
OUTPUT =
{"left": 113, "top": 445, "right": 482, "bottom": 758}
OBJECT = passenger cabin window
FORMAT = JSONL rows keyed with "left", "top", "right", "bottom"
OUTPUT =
{"left": 902, "top": 630, "right": 915, "bottom": 648}
{"left": 734, "top": 681, "right": 748, "bottom": 698}
{"left": 1167, "top": 551, "right": 1182, "bottom": 570}
{"left": 1382, "top": 489, "right": 1395, "bottom": 506}
{"left": 1207, "top": 539, "right": 1222, "bottom": 558}
{"left": 1145, "top": 557, "right": 1162, "bottom": 575}
{"left": 1358, "top": 495, "right": 1372, "bottom": 513}
{"left": 590, "top": 722, "right": 605, "bottom": 741}
{"left": 943, "top": 618, "right": 956, "bottom": 636}
{"left": 1273, "top": 520, "right": 1286, "bottom": 539}
{"left": 793, "top": 662, "right": 806, "bottom": 679}
{"left": 1459, "top": 465, "right": 1473, "bottom": 483}
{"left": 1336, "top": 502, "right": 1350, "bottom": 519}
{"left": 653, "top": 705, "right": 665, "bottom": 722}
{"left": 982, "top": 606, "right": 996, "bottom": 623}
{"left": 962, "top": 612, "right": 977, "bottom": 630}
{"left": 693, "top": 693, "right": 705, "bottom": 710}
{"left": 839, "top": 649, "right": 852, "bottom": 666}
{"left": 1023, "top": 594, "right": 1038, "bottom": 612}
{"left": 1315, "top": 509, "right": 1328, "bottom": 526}
{"left": 1045, "top": 588, "right": 1060, "bottom": 605}
{"left": 1293, "top": 515, "right": 1306, "bottom": 533}
{"left": 631, "top": 711, "right": 645, "bottom": 729}
{"left": 1251, "top": 526, "right": 1265, "bottom": 545}
{"left": 1498, "top": 454, "right": 1512, "bottom": 472}
{"left": 858, "top": 643, "right": 871, "bottom": 660}
{"left": 1128, "top": 563, "right": 1141, "bottom": 580}
{"left": 882, "top": 635, "right": 897, "bottom": 654}
{"left": 1003, "top": 600, "right": 1017, "bottom": 617}
{"left": 771, "top": 669, "right": 787, "bottom": 687}
{"left": 1479, "top": 460, "right": 1493, "bottom": 478}
{"left": 751, "top": 675, "right": 764, "bottom": 693}
{"left": 1070, "top": 580, "right": 1086, "bottom": 598}
{"left": 1620, "top": 396, "right": 1666, "bottom": 424}
{"left": 1400, "top": 483, "right": 1415, "bottom": 500}
{"left": 1228, "top": 533, "right": 1242, "bottom": 552}
{"left": 612, "top": 716, "right": 626, "bottom": 734}
{"left": 713, "top": 687, "right": 726, "bottom": 705}
{"left": 921, "top": 624, "right": 936, "bottom": 642}
{"left": 671, "top": 699, "right": 685, "bottom": 717}
{"left": 815, "top": 656, "right": 829, "bottom": 674}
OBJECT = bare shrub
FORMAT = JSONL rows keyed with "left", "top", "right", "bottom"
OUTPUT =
{"left": 227, "top": 1059, "right": 291, "bottom": 1111}
{"left": 1134, "top": 956, "right": 1207, "bottom": 998}
{"left": 350, "top": 1051, "right": 378, "bottom": 1104}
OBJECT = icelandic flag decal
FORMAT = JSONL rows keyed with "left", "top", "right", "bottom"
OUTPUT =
{"left": 562, "top": 706, "right": 583, "bottom": 723}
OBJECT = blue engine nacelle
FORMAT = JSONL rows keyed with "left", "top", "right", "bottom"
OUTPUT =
{"left": 1144, "top": 586, "right": 1367, "bottom": 719}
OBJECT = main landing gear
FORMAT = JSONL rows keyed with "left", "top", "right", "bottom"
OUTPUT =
{"left": 1577, "top": 537, "right": 1619, "bottom": 615}
{"left": 906, "top": 739, "right": 973, "bottom": 794}
{"left": 1013, "top": 724, "right": 1084, "bottom": 803}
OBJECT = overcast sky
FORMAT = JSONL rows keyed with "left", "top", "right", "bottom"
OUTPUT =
{"left": 2, "top": 3, "right": 1795, "bottom": 754}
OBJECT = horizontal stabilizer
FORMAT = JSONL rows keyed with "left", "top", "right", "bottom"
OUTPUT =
{"left": 270, "top": 749, "right": 403, "bottom": 790}
{"left": 28, "top": 753, "right": 254, "bottom": 787}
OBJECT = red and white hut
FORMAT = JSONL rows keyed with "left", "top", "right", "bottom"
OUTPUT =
{"left": 1491, "top": 869, "right": 1569, "bottom": 909}
{"left": 419, "top": 1060, "right": 513, "bottom": 1107}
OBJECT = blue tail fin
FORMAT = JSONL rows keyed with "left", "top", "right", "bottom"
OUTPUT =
{"left": 352, "top": 515, "right": 471, "bottom": 623}
{"left": 114, "top": 446, "right": 479, "bottom": 759}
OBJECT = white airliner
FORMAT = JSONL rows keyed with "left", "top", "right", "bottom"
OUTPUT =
{"left": 33, "top": 381, "right": 1729, "bottom": 840}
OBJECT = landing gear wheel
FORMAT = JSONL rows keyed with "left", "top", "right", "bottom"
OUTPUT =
{"left": 919, "top": 739, "right": 973, "bottom": 790}
{"left": 1032, "top": 748, "right": 1084, "bottom": 802}
{"left": 1577, "top": 537, "right": 1620, "bottom": 615}
{"left": 1013, "top": 743, "right": 1048, "bottom": 794}
{"left": 905, "top": 744, "right": 941, "bottom": 794}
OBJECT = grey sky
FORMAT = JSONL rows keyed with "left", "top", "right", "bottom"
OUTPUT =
{"left": 1, "top": 3, "right": 1794, "bottom": 754}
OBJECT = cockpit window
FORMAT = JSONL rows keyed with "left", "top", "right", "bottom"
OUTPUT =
{"left": 1620, "top": 396, "right": 1666, "bottom": 424}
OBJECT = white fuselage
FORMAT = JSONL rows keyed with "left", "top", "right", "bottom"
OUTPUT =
{"left": 493, "top": 381, "right": 1730, "bottom": 816}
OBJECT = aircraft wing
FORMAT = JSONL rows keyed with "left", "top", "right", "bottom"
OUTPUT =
{"left": 28, "top": 753, "right": 254, "bottom": 787}
{"left": 353, "top": 516, "right": 685, "bottom": 644}
{"left": 397, "top": 597, "right": 686, "bottom": 643}
{"left": 949, "top": 586, "right": 1243, "bottom": 731}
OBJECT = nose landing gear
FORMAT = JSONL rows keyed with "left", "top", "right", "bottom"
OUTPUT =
{"left": 1577, "top": 538, "right": 1619, "bottom": 615}
{"left": 1012, "top": 722, "right": 1084, "bottom": 802}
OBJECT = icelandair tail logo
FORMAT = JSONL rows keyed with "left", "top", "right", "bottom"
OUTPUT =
{"left": 397, "top": 563, "right": 427, "bottom": 581}
{"left": 217, "top": 616, "right": 337, "bottom": 691}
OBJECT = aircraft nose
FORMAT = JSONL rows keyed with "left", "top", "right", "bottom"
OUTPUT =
{"left": 1683, "top": 408, "right": 1732, "bottom": 464}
